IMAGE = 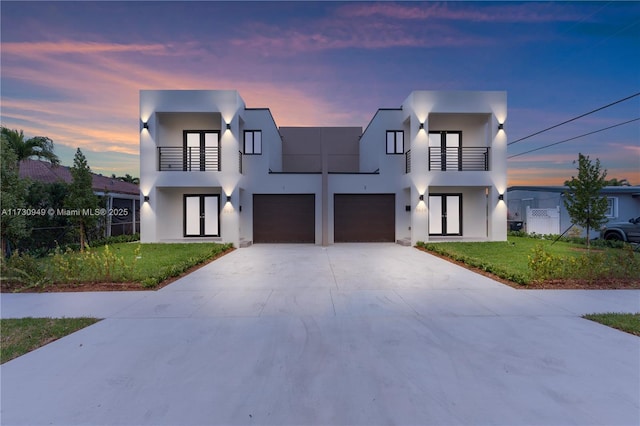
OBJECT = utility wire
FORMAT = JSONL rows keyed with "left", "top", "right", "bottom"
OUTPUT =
{"left": 508, "top": 117, "right": 640, "bottom": 159}
{"left": 508, "top": 92, "right": 640, "bottom": 146}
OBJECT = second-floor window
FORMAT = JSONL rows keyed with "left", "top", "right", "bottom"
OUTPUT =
{"left": 244, "top": 130, "right": 262, "bottom": 155}
{"left": 386, "top": 131, "right": 404, "bottom": 154}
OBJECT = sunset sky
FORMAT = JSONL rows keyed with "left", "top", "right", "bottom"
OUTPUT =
{"left": 1, "top": 1, "right": 638, "bottom": 186}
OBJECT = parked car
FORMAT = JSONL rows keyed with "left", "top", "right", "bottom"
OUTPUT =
{"left": 600, "top": 216, "right": 640, "bottom": 243}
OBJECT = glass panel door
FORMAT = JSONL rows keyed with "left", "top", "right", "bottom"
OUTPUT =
{"left": 185, "top": 196, "right": 202, "bottom": 236}
{"left": 446, "top": 195, "right": 461, "bottom": 234}
{"left": 428, "top": 196, "right": 443, "bottom": 235}
{"left": 184, "top": 195, "right": 220, "bottom": 237}
{"left": 185, "top": 132, "right": 201, "bottom": 171}
{"left": 429, "top": 194, "right": 462, "bottom": 236}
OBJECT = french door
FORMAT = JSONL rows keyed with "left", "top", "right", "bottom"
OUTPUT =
{"left": 184, "top": 195, "right": 219, "bottom": 237}
{"left": 428, "top": 131, "right": 462, "bottom": 171}
{"left": 429, "top": 194, "right": 462, "bottom": 236}
{"left": 184, "top": 130, "right": 219, "bottom": 171}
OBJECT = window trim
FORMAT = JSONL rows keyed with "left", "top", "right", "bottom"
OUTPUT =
{"left": 605, "top": 197, "right": 617, "bottom": 218}
{"left": 386, "top": 130, "right": 404, "bottom": 155}
{"left": 244, "top": 130, "right": 262, "bottom": 155}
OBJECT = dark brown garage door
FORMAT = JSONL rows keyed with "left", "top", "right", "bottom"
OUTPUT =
{"left": 334, "top": 194, "right": 395, "bottom": 242}
{"left": 253, "top": 194, "right": 315, "bottom": 243}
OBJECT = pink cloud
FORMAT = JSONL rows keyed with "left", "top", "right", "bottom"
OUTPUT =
{"left": 337, "top": 2, "right": 586, "bottom": 23}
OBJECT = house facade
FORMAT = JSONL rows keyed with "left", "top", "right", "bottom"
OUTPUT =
{"left": 140, "top": 90, "right": 507, "bottom": 246}
{"left": 507, "top": 186, "right": 640, "bottom": 238}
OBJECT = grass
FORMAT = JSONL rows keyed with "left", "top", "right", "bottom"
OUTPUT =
{"left": 3, "top": 242, "right": 233, "bottom": 291}
{"left": 417, "top": 236, "right": 577, "bottom": 285}
{"left": 416, "top": 236, "right": 639, "bottom": 286}
{"left": 0, "top": 317, "right": 100, "bottom": 364}
{"left": 583, "top": 313, "right": 640, "bottom": 337}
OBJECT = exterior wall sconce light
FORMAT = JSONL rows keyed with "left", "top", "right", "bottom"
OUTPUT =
{"left": 143, "top": 122, "right": 149, "bottom": 130}
{"left": 143, "top": 195, "right": 150, "bottom": 202}
{"left": 419, "top": 123, "right": 425, "bottom": 130}
{"left": 419, "top": 194, "right": 424, "bottom": 201}
{"left": 226, "top": 194, "right": 232, "bottom": 203}
{"left": 497, "top": 123, "right": 504, "bottom": 130}
{"left": 498, "top": 194, "right": 504, "bottom": 201}
{"left": 226, "top": 123, "right": 231, "bottom": 130}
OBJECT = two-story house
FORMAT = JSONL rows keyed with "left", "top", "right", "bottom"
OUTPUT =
{"left": 139, "top": 90, "right": 507, "bottom": 247}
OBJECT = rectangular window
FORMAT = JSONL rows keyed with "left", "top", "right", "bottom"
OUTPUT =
{"left": 244, "top": 130, "right": 262, "bottom": 155}
{"left": 386, "top": 131, "right": 404, "bottom": 154}
{"left": 605, "top": 197, "right": 617, "bottom": 218}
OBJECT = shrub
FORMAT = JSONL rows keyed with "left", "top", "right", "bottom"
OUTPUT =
{"left": 1, "top": 251, "right": 50, "bottom": 289}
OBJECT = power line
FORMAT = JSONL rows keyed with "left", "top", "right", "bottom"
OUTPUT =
{"left": 508, "top": 117, "right": 640, "bottom": 159}
{"left": 508, "top": 92, "right": 640, "bottom": 146}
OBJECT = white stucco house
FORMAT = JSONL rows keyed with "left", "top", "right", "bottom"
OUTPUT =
{"left": 140, "top": 90, "right": 507, "bottom": 247}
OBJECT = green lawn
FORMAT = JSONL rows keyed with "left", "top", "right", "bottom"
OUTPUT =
{"left": 3, "top": 242, "right": 233, "bottom": 290}
{"left": 583, "top": 313, "right": 640, "bottom": 337}
{"left": 0, "top": 317, "right": 100, "bottom": 364}
{"left": 417, "top": 236, "right": 638, "bottom": 286}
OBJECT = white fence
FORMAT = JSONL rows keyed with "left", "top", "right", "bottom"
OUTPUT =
{"left": 526, "top": 206, "right": 560, "bottom": 235}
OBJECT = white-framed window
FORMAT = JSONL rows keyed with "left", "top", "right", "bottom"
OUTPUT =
{"left": 386, "top": 131, "right": 404, "bottom": 154}
{"left": 605, "top": 197, "right": 617, "bottom": 218}
{"left": 244, "top": 130, "right": 262, "bottom": 155}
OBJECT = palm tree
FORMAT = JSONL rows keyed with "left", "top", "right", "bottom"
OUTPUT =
{"left": 1, "top": 126, "right": 60, "bottom": 166}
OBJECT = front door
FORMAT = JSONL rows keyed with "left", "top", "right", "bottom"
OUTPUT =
{"left": 184, "top": 194, "right": 219, "bottom": 237}
{"left": 429, "top": 194, "right": 462, "bottom": 236}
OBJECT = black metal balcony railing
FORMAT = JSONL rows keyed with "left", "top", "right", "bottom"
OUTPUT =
{"left": 428, "top": 147, "right": 490, "bottom": 171}
{"left": 158, "top": 147, "right": 220, "bottom": 171}
{"left": 238, "top": 150, "right": 243, "bottom": 174}
{"left": 405, "top": 149, "right": 411, "bottom": 173}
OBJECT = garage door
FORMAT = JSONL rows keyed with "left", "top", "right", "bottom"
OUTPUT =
{"left": 253, "top": 194, "right": 315, "bottom": 243}
{"left": 334, "top": 194, "right": 395, "bottom": 242}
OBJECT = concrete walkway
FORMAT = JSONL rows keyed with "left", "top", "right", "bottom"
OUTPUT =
{"left": 1, "top": 244, "right": 639, "bottom": 425}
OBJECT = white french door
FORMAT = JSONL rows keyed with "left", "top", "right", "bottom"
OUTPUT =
{"left": 429, "top": 194, "right": 462, "bottom": 236}
{"left": 184, "top": 195, "right": 219, "bottom": 237}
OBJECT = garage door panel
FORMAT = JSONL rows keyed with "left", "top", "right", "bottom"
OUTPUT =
{"left": 253, "top": 194, "right": 315, "bottom": 243}
{"left": 334, "top": 194, "right": 395, "bottom": 242}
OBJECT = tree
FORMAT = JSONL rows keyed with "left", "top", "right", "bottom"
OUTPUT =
{"left": 0, "top": 138, "right": 29, "bottom": 256}
{"left": 1, "top": 127, "right": 60, "bottom": 166}
{"left": 110, "top": 173, "right": 140, "bottom": 185}
{"left": 563, "top": 153, "right": 609, "bottom": 249}
{"left": 605, "top": 178, "right": 631, "bottom": 187}
{"left": 64, "top": 148, "right": 99, "bottom": 251}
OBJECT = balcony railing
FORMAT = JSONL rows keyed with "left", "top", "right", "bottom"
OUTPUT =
{"left": 405, "top": 149, "right": 411, "bottom": 173}
{"left": 238, "top": 150, "right": 243, "bottom": 174}
{"left": 158, "top": 147, "right": 220, "bottom": 171}
{"left": 428, "top": 147, "right": 489, "bottom": 171}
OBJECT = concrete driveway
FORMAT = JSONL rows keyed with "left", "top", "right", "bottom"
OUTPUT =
{"left": 1, "top": 244, "right": 639, "bottom": 425}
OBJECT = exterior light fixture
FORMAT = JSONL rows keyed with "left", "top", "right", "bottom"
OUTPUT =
{"left": 498, "top": 123, "right": 504, "bottom": 130}
{"left": 144, "top": 195, "right": 150, "bottom": 202}
{"left": 498, "top": 194, "right": 504, "bottom": 201}
{"left": 226, "top": 194, "right": 232, "bottom": 203}
{"left": 226, "top": 123, "right": 231, "bottom": 130}
{"left": 419, "top": 123, "right": 425, "bottom": 130}
{"left": 143, "top": 122, "right": 149, "bottom": 130}
{"left": 419, "top": 194, "right": 424, "bottom": 201}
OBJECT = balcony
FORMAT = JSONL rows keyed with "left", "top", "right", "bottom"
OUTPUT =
{"left": 428, "top": 147, "right": 489, "bottom": 171}
{"left": 158, "top": 147, "right": 220, "bottom": 171}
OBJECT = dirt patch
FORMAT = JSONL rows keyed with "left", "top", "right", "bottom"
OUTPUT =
{"left": 417, "top": 246, "right": 640, "bottom": 290}
{"left": 1, "top": 248, "right": 234, "bottom": 293}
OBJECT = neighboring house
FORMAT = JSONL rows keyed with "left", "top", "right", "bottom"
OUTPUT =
{"left": 507, "top": 186, "right": 640, "bottom": 238}
{"left": 19, "top": 159, "right": 140, "bottom": 236}
{"left": 140, "top": 90, "right": 507, "bottom": 246}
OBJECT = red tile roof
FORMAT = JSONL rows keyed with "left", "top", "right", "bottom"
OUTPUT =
{"left": 19, "top": 159, "right": 139, "bottom": 196}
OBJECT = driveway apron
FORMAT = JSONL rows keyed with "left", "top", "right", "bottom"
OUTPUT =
{"left": 1, "top": 244, "right": 639, "bottom": 426}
